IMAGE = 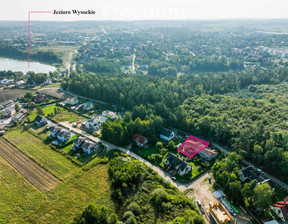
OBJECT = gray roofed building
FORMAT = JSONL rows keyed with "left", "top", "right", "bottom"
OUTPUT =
{"left": 239, "top": 166, "right": 270, "bottom": 184}
{"left": 73, "top": 136, "right": 86, "bottom": 149}
{"left": 34, "top": 115, "right": 47, "bottom": 127}
{"left": 81, "top": 140, "right": 98, "bottom": 155}
{"left": 160, "top": 128, "right": 175, "bottom": 141}
{"left": 164, "top": 153, "right": 192, "bottom": 176}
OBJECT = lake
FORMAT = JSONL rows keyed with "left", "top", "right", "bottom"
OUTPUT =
{"left": 0, "top": 57, "right": 56, "bottom": 74}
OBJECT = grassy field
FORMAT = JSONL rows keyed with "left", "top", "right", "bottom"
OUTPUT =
{"left": 53, "top": 107, "right": 86, "bottom": 123}
{"left": 28, "top": 105, "right": 86, "bottom": 123}
{"left": 0, "top": 128, "right": 114, "bottom": 224}
{"left": 4, "top": 128, "right": 78, "bottom": 180}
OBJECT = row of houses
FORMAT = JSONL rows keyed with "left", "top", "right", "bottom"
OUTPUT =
{"left": 0, "top": 100, "right": 14, "bottom": 110}
{"left": 1, "top": 106, "right": 16, "bottom": 118}
{"left": 238, "top": 166, "right": 288, "bottom": 223}
{"left": 0, "top": 79, "right": 14, "bottom": 86}
{"left": 26, "top": 77, "right": 53, "bottom": 88}
{"left": 83, "top": 110, "right": 118, "bottom": 131}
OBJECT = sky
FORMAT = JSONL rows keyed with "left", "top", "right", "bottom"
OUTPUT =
{"left": 1, "top": 0, "right": 288, "bottom": 21}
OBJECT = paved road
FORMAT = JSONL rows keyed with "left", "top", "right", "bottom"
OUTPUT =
{"left": 131, "top": 53, "right": 136, "bottom": 74}
{"left": 58, "top": 121, "right": 188, "bottom": 191}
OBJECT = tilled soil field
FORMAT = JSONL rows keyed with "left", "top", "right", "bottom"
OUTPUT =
{"left": 0, "top": 138, "right": 60, "bottom": 192}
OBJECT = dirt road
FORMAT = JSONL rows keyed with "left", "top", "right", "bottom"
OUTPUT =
{"left": 0, "top": 138, "right": 60, "bottom": 193}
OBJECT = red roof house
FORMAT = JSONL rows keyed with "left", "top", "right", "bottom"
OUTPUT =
{"left": 132, "top": 134, "right": 148, "bottom": 147}
{"left": 34, "top": 94, "right": 46, "bottom": 103}
{"left": 271, "top": 197, "right": 288, "bottom": 222}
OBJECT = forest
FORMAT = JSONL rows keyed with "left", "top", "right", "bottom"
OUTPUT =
{"left": 73, "top": 154, "right": 205, "bottom": 224}
{"left": 212, "top": 153, "right": 274, "bottom": 215}
{"left": 0, "top": 43, "right": 62, "bottom": 64}
{"left": 62, "top": 68, "right": 288, "bottom": 183}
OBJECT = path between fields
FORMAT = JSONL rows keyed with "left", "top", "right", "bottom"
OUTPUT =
{"left": 0, "top": 138, "right": 60, "bottom": 193}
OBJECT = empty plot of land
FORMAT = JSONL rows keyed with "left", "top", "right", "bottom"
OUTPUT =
{"left": 178, "top": 136, "right": 209, "bottom": 158}
{"left": 38, "top": 88, "right": 71, "bottom": 99}
{"left": 0, "top": 89, "right": 34, "bottom": 104}
{"left": 0, "top": 138, "right": 60, "bottom": 192}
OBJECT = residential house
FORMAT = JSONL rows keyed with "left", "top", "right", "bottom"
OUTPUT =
{"left": 72, "top": 136, "right": 86, "bottom": 150}
{"left": 56, "top": 129, "right": 71, "bottom": 142}
{"left": 2, "top": 107, "right": 16, "bottom": 118}
{"left": 102, "top": 110, "right": 118, "bottom": 119}
{"left": 199, "top": 148, "right": 219, "bottom": 161}
{"left": 84, "top": 116, "right": 108, "bottom": 131}
{"left": 160, "top": 128, "right": 175, "bottom": 141}
{"left": 164, "top": 153, "right": 192, "bottom": 176}
{"left": 83, "top": 101, "right": 94, "bottom": 111}
{"left": 15, "top": 80, "right": 25, "bottom": 87}
{"left": 81, "top": 140, "right": 98, "bottom": 155}
{"left": 34, "top": 94, "right": 46, "bottom": 103}
{"left": 132, "top": 134, "right": 148, "bottom": 147}
{"left": 66, "top": 97, "right": 79, "bottom": 105}
{"left": 0, "top": 79, "right": 14, "bottom": 85}
{"left": 12, "top": 112, "right": 25, "bottom": 122}
{"left": 34, "top": 115, "right": 47, "bottom": 127}
{"left": 1, "top": 100, "right": 14, "bottom": 109}
{"left": 44, "top": 78, "right": 52, "bottom": 85}
{"left": 271, "top": 197, "right": 288, "bottom": 223}
{"left": 239, "top": 166, "right": 270, "bottom": 184}
{"left": 49, "top": 125, "right": 61, "bottom": 138}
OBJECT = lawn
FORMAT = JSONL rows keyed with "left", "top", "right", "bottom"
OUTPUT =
{"left": 28, "top": 105, "right": 86, "bottom": 123}
{"left": 53, "top": 107, "right": 86, "bottom": 123}
{"left": 62, "top": 141, "right": 105, "bottom": 164}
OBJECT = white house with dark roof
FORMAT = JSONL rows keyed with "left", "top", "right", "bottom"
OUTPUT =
{"left": 164, "top": 153, "right": 192, "bottom": 176}
{"left": 102, "top": 110, "right": 118, "bottom": 119}
{"left": 34, "top": 115, "right": 47, "bottom": 127}
{"left": 56, "top": 129, "right": 71, "bottom": 142}
{"left": 84, "top": 116, "right": 108, "bottom": 131}
{"left": 72, "top": 136, "right": 86, "bottom": 150}
{"left": 160, "top": 128, "right": 175, "bottom": 141}
{"left": 65, "top": 97, "right": 79, "bottom": 105}
{"left": 81, "top": 140, "right": 99, "bottom": 155}
{"left": 48, "top": 125, "right": 62, "bottom": 138}
{"left": 83, "top": 101, "right": 94, "bottom": 111}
